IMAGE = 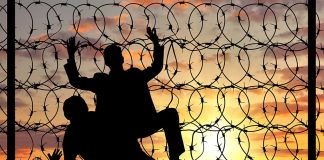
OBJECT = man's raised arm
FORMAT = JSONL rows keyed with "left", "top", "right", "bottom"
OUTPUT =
{"left": 64, "top": 37, "right": 94, "bottom": 91}
{"left": 143, "top": 27, "right": 164, "bottom": 82}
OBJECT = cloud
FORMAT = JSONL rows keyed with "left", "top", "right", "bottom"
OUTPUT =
{"left": 0, "top": 95, "right": 6, "bottom": 109}
{"left": 121, "top": 0, "right": 228, "bottom": 6}
{"left": 272, "top": 66, "right": 324, "bottom": 86}
{"left": 31, "top": 33, "right": 50, "bottom": 42}
{"left": 0, "top": 83, "right": 6, "bottom": 90}
{"left": 246, "top": 100, "right": 324, "bottom": 126}
{"left": 123, "top": 0, "right": 175, "bottom": 5}
{"left": 204, "top": 52, "right": 231, "bottom": 62}
{"left": 123, "top": 48, "right": 152, "bottom": 62}
{"left": 274, "top": 148, "right": 308, "bottom": 157}
{"left": 68, "top": 14, "right": 129, "bottom": 34}
{"left": 15, "top": 96, "right": 29, "bottom": 108}
{"left": 15, "top": 44, "right": 68, "bottom": 61}
{"left": 277, "top": 27, "right": 307, "bottom": 39}
{"left": 69, "top": 22, "right": 97, "bottom": 34}
{"left": 277, "top": 66, "right": 308, "bottom": 81}
{"left": 17, "top": 32, "right": 73, "bottom": 61}
{"left": 42, "top": 70, "right": 67, "bottom": 87}
{"left": 16, "top": 48, "right": 43, "bottom": 61}
{"left": 250, "top": 126, "right": 307, "bottom": 142}
{"left": 0, "top": 50, "right": 6, "bottom": 61}
{"left": 168, "top": 61, "right": 188, "bottom": 70}
{"left": 29, "top": 30, "right": 101, "bottom": 46}
{"left": 277, "top": 23, "right": 324, "bottom": 40}
{"left": 29, "top": 31, "right": 73, "bottom": 43}
{"left": 0, "top": 129, "right": 63, "bottom": 150}
{"left": 246, "top": 100, "right": 324, "bottom": 124}
{"left": 18, "top": 31, "right": 107, "bottom": 62}
{"left": 263, "top": 43, "right": 309, "bottom": 59}
{"left": 296, "top": 93, "right": 324, "bottom": 104}
{"left": 148, "top": 77, "right": 171, "bottom": 86}
{"left": 6, "top": 132, "right": 67, "bottom": 159}
{"left": 121, "top": 48, "right": 154, "bottom": 70}
{"left": 247, "top": 88, "right": 264, "bottom": 95}
{"left": 253, "top": 0, "right": 309, "bottom": 7}
{"left": 317, "top": 0, "right": 324, "bottom": 11}
{"left": 227, "top": 6, "right": 266, "bottom": 23}
{"left": 0, "top": 94, "right": 29, "bottom": 109}
{"left": 254, "top": 148, "right": 311, "bottom": 158}
{"left": 121, "top": 0, "right": 208, "bottom": 16}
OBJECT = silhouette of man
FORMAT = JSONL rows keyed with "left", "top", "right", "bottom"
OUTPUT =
{"left": 62, "top": 96, "right": 152, "bottom": 160}
{"left": 64, "top": 27, "right": 184, "bottom": 160}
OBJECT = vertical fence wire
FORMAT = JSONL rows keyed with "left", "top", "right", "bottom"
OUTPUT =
{"left": 7, "top": 0, "right": 15, "bottom": 159}
{"left": 308, "top": 0, "right": 317, "bottom": 159}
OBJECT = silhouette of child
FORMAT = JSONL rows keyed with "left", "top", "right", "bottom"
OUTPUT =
{"left": 62, "top": 96, "right": 152, "bottom": 160}
{"left": 62, "top": 96, "right": 101, "bottom": 160}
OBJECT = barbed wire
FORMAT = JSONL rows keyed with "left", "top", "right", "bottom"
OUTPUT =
{"left": 0, "top": 0, "right": 324, "bottom": 159}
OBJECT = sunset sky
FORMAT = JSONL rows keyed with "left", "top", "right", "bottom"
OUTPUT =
{"left": 0, "top": 0, "right": 324, "bottom": 159}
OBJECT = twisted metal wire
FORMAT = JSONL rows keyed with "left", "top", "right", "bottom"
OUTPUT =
{"left": 0, "top": 0, "right": 324, "bottom": 159}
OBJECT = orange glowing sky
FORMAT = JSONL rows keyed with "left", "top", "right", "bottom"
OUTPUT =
{"left": 0, "top": 0, "right": 324, "bottom": 159}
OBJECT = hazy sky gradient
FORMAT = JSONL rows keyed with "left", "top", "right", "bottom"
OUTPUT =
{"left": 0, "top": 0, "right": 324, "bottom": 159}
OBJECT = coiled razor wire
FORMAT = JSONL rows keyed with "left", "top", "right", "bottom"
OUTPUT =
{"left": 0, "top": 0, "right": 324, "bottom": 159}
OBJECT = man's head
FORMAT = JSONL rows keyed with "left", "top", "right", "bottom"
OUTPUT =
{"left": 63, "top": 96, "right": 88, "bottom": 121}
{"left": 104, "top": 44, "right": 124, "bottom": 69}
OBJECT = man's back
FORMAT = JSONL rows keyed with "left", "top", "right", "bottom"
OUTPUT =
{"left": 123, "top": 68, "right": 157, "bottom": 122}
{"left": 91, "top": 68, "right": 157, "bottom": 120}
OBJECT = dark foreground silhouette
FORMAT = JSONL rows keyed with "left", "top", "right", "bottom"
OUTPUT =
{"left": 63, "top": 27, "right": 184, "bottom": 160}
{"left": 48, "top": 149, "right": 62, "bottom": 160}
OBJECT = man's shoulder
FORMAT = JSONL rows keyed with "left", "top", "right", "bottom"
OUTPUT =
{"left": 93, "top": 72, "right": 109, "bottom": 79}
{"left": 126, "top": 67, "right": 142, "bottom": 74}
{"left": 87, "top": 111, "right": 98, "bottom": 120}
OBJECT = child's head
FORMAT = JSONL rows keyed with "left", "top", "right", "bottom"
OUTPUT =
{"left": 63, "top": 96, "right": 88, "bottom": 120}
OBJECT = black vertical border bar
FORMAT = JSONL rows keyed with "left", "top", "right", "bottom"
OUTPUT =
{"left": 308, "top": 0, "right": 316, "bottom": 159}
{"left": 7, "top": 0, "right": 15, "bottom": 160}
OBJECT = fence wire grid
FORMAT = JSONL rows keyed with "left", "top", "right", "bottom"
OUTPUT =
{"left": 0, "top": 0, "right": 324, "bottom": 159}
